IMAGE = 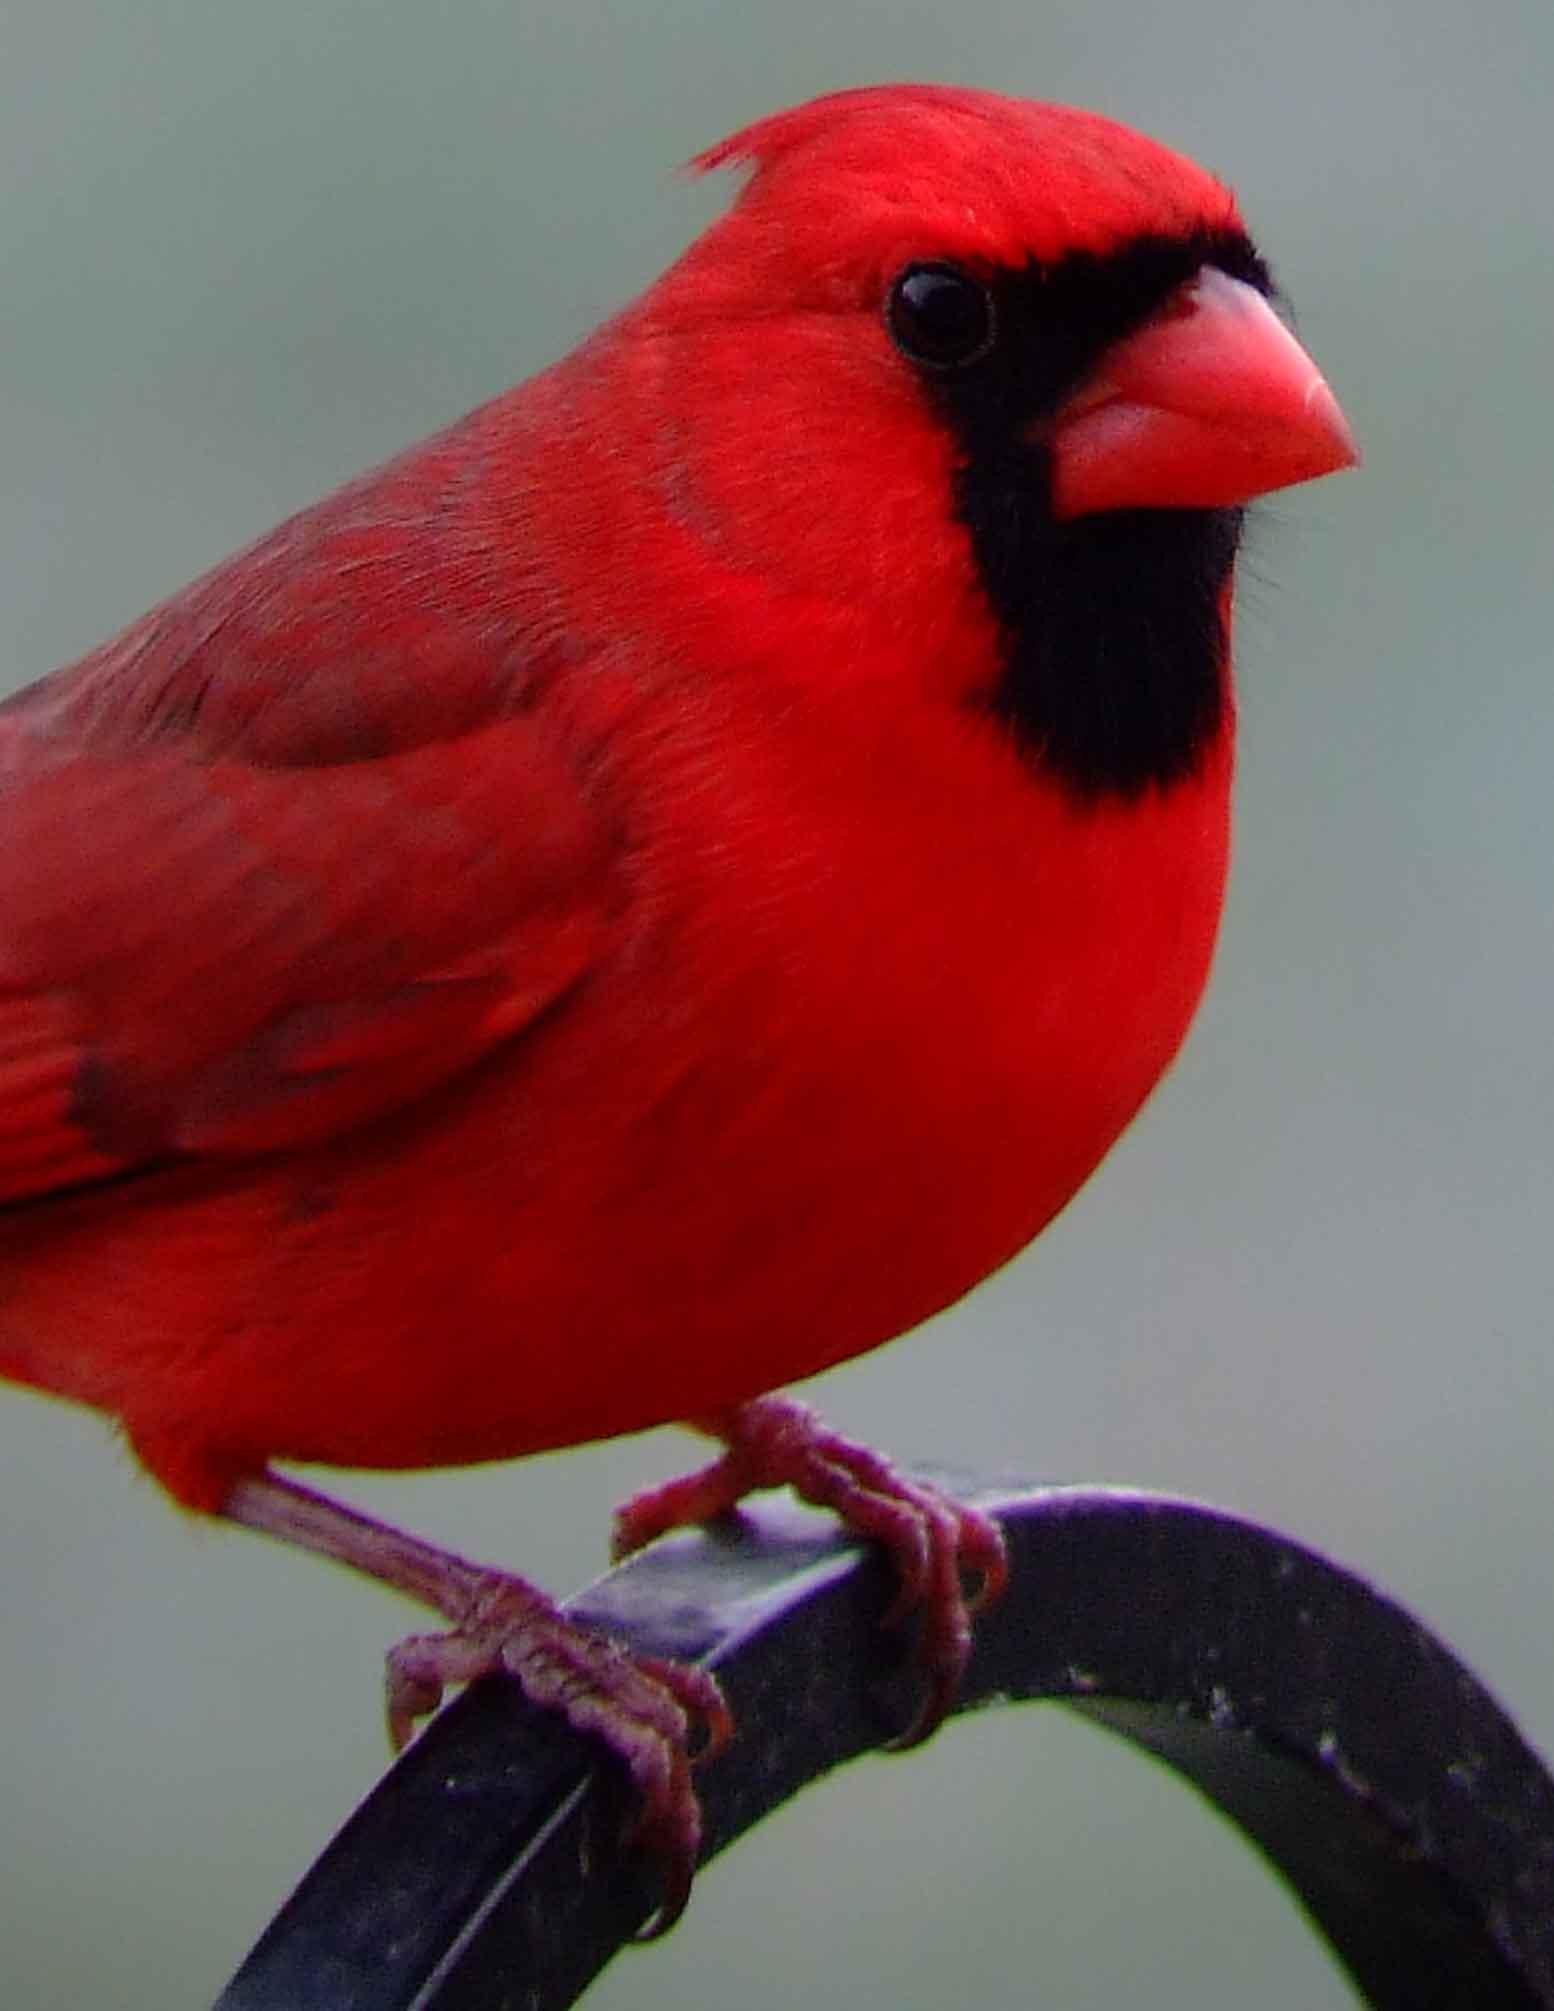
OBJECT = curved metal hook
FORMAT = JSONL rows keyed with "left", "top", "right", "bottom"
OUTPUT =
{"left": 216, "top": 1482, "right": 1554, "bottom": 2009}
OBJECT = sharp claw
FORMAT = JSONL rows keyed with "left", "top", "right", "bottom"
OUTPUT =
{"left": 633, "top": 1853, "right": 695, "bottom": 1940}
{"left": 960, "top": 1515, "right": 1012, "bottom": 1614}
{"left": 634, "top": 1654, "right": 734, "bottom": 1766}
{"left": 965, "top": 1556, "right": 1009, "bottom": 1616}
{"left": 884, "top": 1662, "right": 959, "bottom": 1751}
{"left": 616, "top": 1729, "right": 705, "bottom": 1940}
{"left": 691, "top": 1692, "right": 735, "bottom": 1765}
{"left": 386, "top": 1662, "right": 445, "bottom": 1751}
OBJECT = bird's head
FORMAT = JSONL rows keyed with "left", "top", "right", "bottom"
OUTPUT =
{"left": 614, "top": 85, "right": 1357, "bottom": 800}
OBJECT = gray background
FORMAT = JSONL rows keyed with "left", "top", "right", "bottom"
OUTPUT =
{"left": 1, "top": 1, "right": 1550, "bottom": 2005}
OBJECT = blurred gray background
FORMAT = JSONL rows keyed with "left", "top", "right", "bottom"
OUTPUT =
{"left": 1, "top": 1, "right": 1550, "bottom": 2005}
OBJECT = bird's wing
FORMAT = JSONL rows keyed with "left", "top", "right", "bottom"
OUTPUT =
{"left": 0, "top": 708, "right": 614, "bottom": 1204}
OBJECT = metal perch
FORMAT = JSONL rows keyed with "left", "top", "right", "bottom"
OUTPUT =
{"left": 217, "top": 1481, "right": 1554, "bottom": 2009}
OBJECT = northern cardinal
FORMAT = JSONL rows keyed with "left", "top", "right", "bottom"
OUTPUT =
{"left": 0, "top": 85, "right": 1355, "bottom": 1922}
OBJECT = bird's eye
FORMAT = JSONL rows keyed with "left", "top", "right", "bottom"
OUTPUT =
{"left": 887, "top": 263, "right": 995, "bottom": 370}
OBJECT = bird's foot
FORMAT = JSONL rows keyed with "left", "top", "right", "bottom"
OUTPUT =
{"left": 222, "top": 1469, "right": 729, "bottom": 1933}
{"left": 613, "top": 1393, "right": 1008, "bottom": 1744}
{"left": 387, "top": 1571, "right": 730, "bottom": 1931}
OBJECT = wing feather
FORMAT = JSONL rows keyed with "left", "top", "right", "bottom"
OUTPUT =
{"left": 0, "top": 710, "right": 614, "bottom": 1203}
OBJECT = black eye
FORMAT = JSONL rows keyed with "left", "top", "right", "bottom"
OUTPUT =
{"left": 887, "top": 262, "right": 995, "bottom": 370}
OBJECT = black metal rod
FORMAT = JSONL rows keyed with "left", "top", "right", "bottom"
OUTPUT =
{"left": 215, "top": 1482, "right": 1554, "bottom": 2010}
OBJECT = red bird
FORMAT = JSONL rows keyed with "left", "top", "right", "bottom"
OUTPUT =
{"left": 0, "top": 86, "right": 1354, "bottom": 1919}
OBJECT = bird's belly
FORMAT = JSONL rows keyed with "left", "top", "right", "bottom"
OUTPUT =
{"left": 0, "top": 734, "right": 1231, "bottom": 1485}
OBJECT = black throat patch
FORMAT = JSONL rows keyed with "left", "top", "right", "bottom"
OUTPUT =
{"left": 922, "top": 229, "right": 1270, "bottom": 800}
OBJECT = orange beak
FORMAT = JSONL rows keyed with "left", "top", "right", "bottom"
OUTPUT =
{"left": 1047, "top": 266, "right": 1359, "bottom": 520}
